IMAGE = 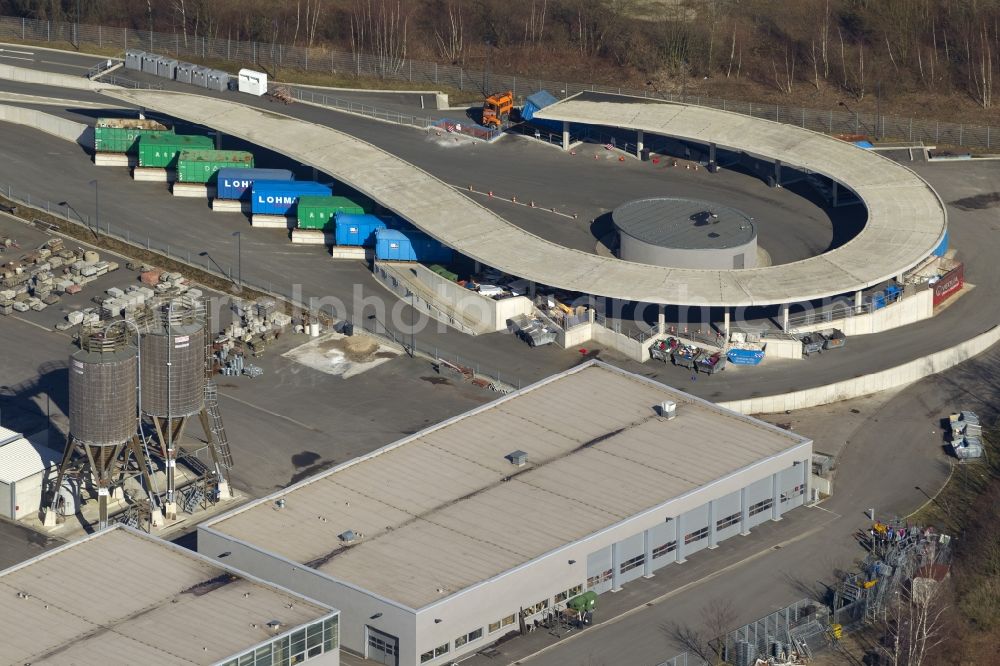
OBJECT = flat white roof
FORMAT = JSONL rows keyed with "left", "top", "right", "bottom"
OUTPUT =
{"left": 205, "top": 361, "right": 810, "bottom": 609}
{"left": 104, "top": 89, "right": 945, "bottom": 306}
{"left": 0, "top": 526, "right": 335, "bottom": 666}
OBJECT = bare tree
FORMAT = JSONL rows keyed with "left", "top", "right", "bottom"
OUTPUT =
{"left": 172, "top": 0, "right": 188, "bottom": 47}
{"left": 666, "top": 598, "right": 736, "bottom": 663}
{"left": 971, "top": 23, "right": 994, "bottom": 108}
{"left": 434, "top": 0, "right": 464, "bottom": 63}
{"left": 772, "top": 43, "right": 796, "bottom": 94}
{"left": 351, "top": 0, "right": 409, "bottom": 77}
{"left": 877, "top": 575, "right": 949, "bottom": 666}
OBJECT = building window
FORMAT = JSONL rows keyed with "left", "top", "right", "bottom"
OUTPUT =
{"left": 502, "top": 614, "right": 516, "bottom": 627}
{"left": 420, "top": 650, "right": 434, "bottom": 663}
{"left": 322, "top": 616, "right": 339, "bottom": 652}
{"left": 749, "top": 498, "right": 773, "bottom": 516}
{"left": 587, "top": 568, "right": 613, "bottom": 589}
{"left": 289, "top": 628, "right": 307, "bottom": 664}
{"left": 523, "top": 599, "right": 550, "bottom": 616}
{"left": 620, "top": 554, "right": 646, "bottom": 573}
{"left": 652, "top": 541, "right": 677, "bottom": 559}
{"left": 455, "top": 634, "right": 468, "bottom": 648}
{"left": 782, "top": 484, "right": 805, "bottom": 502}
{"left": 435, "top": 643, "right": 450, "bottom": 657}
{"left": 489, "top": 620, "right": 501, "bottom": 634}
{"left": 555, "top": 584, "right": 584, "bottom": 603}
{"left": 468, "top": 628, "right": 483, "bottom": 641}
{"left": 684, "top": 527, "right": 709, "bottom": 544}
{"left": 716, "top": 512, "right": 741, "bottom": 530}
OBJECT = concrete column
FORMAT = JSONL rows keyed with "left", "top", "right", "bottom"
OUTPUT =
{"left": 658, "top": 306, "right": 666, "bottom": 335}
{"left": 831, "top": 180, "right": 839, "bottom": 207}
{"left": 707, "top": 499, "right": 718, "bottom": 549}
{"left": 723, "top": 308, "right": 731, "bottom": 339}
{"left": 529, "top": 281, "right": 537, "bottom": 298}
{"left": 636, "top": 129, "right": 644, "bottom": 157}
{"left": 802, "top": 458, "right": 813, "bottom": 504}
{"left": 771, "top": 472, "right": 783, "bottom": 522}
{"left": 610, "top": 541, "right": 622, "bottom": 591}
{"left": 473, "top": 260, "right": 482, "bottom": 274}
{"left": 780, "top": 304, "right": 790, "bottom": 333}
{"left": 674, "top": 514, "right": 686, "bottom": 564}
{"left": 772, "top": 160, "right": 782, "bottom": 188}
{"left": 214, "top": 131, "right": 222, "bottom": 149}
{"left": 708, "top": 142, "right": 717, "bottom": 171}
{"left": 311, "top": 166, "right": 318, "bottom": 181}
{"left": 739, "top": 487, "right": 750, "bottom": 536}
{"left": 562, "top": 121, "right": 570, "bottom": 151}
{"left": 643, "top": 528, "right": 654, "bottom": 578}
{"left": 854, "top": 290, "right": 864, "bottom": 310}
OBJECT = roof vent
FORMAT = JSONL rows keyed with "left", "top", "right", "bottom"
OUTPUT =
{"left": 506, "top": 450, "right": 528, "bottom": 467}
{"left": 658, "top": 401, "right": 677, "bottom": 420}
{"left": 338, "top": 530, "right": 360, "bottom": 543}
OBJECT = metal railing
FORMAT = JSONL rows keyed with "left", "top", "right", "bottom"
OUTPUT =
{"left": 430, "top": 117, "right": 501, "bottom": 142}
{"left": 0, "top": 180, "right": 522, "bottom": 392}
{"left": 2, "top": 14, "right": 998, "bottom": 149}
{"left": 287, "top": 85, "right": 433, "bottom": 129}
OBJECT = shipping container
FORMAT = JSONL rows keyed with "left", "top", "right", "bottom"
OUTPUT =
{"left": 250, "top": 181, "right": 332, "bottom": 216}
{"left": 298, "top": 197, "right": 368, "bottom": 231}
{"left": 156, "top": 57, "right": 178, "bottom": 79}
{"left": 176, "top": 150, "right": 254, "bottom": 184}
{"left": 375, "top": 228, "right": 454, "bottom": 263}
{"left": 138, "top": 133, "right": 214, "bottom": 169}
{"left": 124, "top": 50, "right": 144, "bottom": 71}
{"left": 175, "top": 62, "right": 195, "bottom": 84}
{"left": 216, "top": 168, "right": 294, "bottom": 201}
{"left": 94, "top": 118, "right": 174, "bottom": 155}
{"left": 334, "top": 213, "right": 386, "bottom": 246}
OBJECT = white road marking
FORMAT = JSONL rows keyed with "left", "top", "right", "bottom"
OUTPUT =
{"left": 0, "top": 54, "right": 33, "bottom": 61}
{"left": 0, "top": 47, "right": 33, "bottom": 56}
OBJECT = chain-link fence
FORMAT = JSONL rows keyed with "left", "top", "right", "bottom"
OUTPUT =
{"left": 2, "top": 14, "right": 998, "bottom": 149}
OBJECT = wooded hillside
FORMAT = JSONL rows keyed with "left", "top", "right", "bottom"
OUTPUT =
{"left": 6, "top": 0, "right": 1000, "bottom": 112}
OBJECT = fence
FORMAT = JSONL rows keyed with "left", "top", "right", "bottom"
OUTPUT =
{"left": 430, "top": 117, "right": 501, "bottom": 142}
{"left": 0, "top": 180, "right": 522, "bottom": 392}
{"left": 718, "top": 598, "right": 830, "bottom": 664}
{"left": 2, "top": 14, "right": 998, "bottom": 149}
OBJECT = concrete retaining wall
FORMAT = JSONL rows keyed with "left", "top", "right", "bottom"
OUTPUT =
{"left": 719, "top": 324, "right": 1000, "bottom": 414}
{"left": 591, "top": 323, "right": 647, "bottom": 361}
{"left": 793, "top": 289, "right": 933, "bottom": 336}
{"left": 0, "top": 63, "right": 114, "bottom": 91}
{"left": 0, "top": 103, "right": 93, "bottom": 150}
{"left": 763, "top": 337, "right": 803, "bottom": 360}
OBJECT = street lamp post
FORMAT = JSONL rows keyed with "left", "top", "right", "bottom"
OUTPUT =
{"left": 88, "top": 179, "right": 100, "bottom": 234}
{"left": 231, "top": 231, "right": 242, "bottom": 287}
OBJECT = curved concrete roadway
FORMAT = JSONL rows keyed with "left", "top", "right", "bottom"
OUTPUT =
{"left": 102, "top": 88, "right": 946, "bottom": 307}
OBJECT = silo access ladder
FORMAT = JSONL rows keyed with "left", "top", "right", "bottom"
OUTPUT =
{"left": 204, "top": 382, "right": 235, "bottom": 470}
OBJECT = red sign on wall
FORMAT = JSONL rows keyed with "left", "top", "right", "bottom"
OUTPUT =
{"left": 933, "top": 263, "right": 965, "bottom": 306}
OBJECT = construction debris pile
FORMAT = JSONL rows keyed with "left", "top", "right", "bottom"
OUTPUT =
{"left": 0, "top": 238, "right": 120, "bottom": 316}
{"left": 215, "top": 298, "right": 294, "bottom": 358}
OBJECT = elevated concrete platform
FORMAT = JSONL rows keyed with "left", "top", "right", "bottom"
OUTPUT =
{"left": 101, "top": 89, "right": 947, "bottom": 307}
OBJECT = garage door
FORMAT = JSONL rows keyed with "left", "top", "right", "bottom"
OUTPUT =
{"left": 366, "top": 627, "right": 399, "bottom": 666}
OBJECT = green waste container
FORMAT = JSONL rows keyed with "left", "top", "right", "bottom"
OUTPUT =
{"left": 297, "top": 196, "right": 368, "bottom": 230}
{"left": 94, "top": 117, "right": 173, "bottom": 155}
{"left": 176, "top": 149, "right": 254, "bottom": 184}
{"left": 567, "top": 591, "right": 597, "bottom": 613}
{"left": 138, "top": 133, "right": 214, "bottom": 169}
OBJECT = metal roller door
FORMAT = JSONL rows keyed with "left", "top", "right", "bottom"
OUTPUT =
{"left": 366, "top": 626, "right": 399, "bottom": 666}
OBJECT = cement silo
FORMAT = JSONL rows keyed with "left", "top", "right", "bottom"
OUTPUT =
{"left": 49, "top": 325, "right": 153, "bottom": 530}
{"left": 139, "top": 296, "right": 207, "bottom": 518}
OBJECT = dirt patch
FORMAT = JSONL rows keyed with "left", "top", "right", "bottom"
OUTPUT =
{"left": 283, "top": 331, "right": 400, "bottom": 378}
{"left": 315, "top": 334, "right": 380, "bottom": 363}
{"left": 951, "top": 192, "right": 1000, "bottom": 211}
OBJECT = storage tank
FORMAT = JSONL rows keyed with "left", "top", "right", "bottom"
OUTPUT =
{"left": 140, "top": 298, "right": 205, "bottom": 418}
{"left": 612, "top": 197, "right": 758, "bottom": 270}
{"left": 68, "top": 326, "right": 137, "bottom": 447}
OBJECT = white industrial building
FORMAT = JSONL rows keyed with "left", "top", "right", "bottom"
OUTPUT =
{"left": 0, "top": 525, "right": 340, "bottom": 666}
{"left": 0, "top": 426, "right": 60, "bottom": 521}
{"left": 199, "top": 361, "right": 813, "bottom": 666}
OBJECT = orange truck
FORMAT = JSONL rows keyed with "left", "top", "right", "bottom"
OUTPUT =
{"left": 482, "top": 91, "right": 514, "bottom": 129}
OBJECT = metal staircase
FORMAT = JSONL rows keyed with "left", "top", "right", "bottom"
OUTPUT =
{"left": 204, "top": 381, "right": 234, "bottom": 470}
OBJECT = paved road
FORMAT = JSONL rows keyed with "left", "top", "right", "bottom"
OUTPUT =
{"left": 0, "top": 42, "right": 106, "bottom": 76}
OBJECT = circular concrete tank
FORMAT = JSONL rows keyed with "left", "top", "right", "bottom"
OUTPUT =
{"left": 613, "top": 197, "right": 757, "bottom": 270}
